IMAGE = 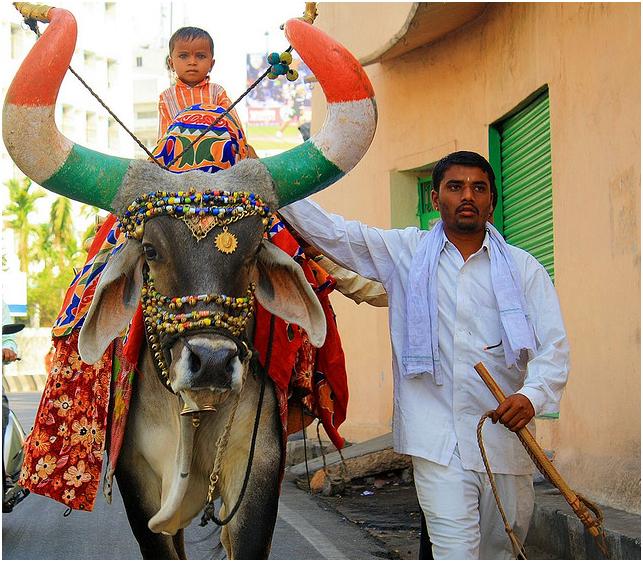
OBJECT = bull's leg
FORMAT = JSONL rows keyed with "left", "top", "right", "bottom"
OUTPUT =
{"left": 116, "top": 456, "right": 182, "bottom": 559}
{"left": 218, "top": 376, "right": 282, "bottom": 559}
{"left": 172, "top": 530, "right": 187, "bottom": 559}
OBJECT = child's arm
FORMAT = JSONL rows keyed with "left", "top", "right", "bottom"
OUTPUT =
{"left": 158, "top": 95, "right": 172, "bottom": 140}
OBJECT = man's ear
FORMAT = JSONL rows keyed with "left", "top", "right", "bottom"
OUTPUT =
{"left": 167, "top": 55, "right": 174, "bottom": 72}
{"left": 431, "top": 188, "right": 439, "bottom": 211}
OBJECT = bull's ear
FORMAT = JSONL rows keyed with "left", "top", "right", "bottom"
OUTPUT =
{"left": 78, "top": 241, "right": 144, "bottom": 364}
{"left": 253, "top": 240, "right": 326, "bottom": 348}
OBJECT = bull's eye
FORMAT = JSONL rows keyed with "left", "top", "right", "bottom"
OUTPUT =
{"left": 143, "top": 244, "right": 158, "bottom": 261}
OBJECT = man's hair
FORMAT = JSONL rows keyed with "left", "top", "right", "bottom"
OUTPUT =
{"left": 169, "top": 27, "right": 214, "bottom": 56}
{"left": 432, "top": 151, "right": 498, "bottom": 207}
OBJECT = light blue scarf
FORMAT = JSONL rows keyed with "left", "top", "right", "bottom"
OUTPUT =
{"left": 402, "top": 221, "right": 536, "bottom": 384}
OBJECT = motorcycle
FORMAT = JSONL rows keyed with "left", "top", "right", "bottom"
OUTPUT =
{"left": 3, "top": 322, "right": 30, "bottom": 513}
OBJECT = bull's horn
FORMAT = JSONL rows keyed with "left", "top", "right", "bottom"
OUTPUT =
{"left": 2, "top": 5, "right": 131, "bottom": 211}
{"left": 261, "top": 19, "right": 377, "bottom": 207}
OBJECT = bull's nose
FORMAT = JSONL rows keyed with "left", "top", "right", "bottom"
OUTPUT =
{"left": 186, "top": 343, "right": 237, "bottom": 388}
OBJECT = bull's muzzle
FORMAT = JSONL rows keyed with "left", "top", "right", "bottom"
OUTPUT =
{"left": 170, "top": 335, "right": 248, "bottom": 414}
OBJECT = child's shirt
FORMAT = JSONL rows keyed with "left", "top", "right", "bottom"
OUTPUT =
{"left": 158, "top": 76, "right": 239, "bottom": 139}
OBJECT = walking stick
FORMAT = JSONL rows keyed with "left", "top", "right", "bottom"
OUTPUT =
{"left": 474, "top": 362, "right": 609, "bottom": 558}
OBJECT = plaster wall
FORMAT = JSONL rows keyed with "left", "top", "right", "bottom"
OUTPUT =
{"left": 309, "top": 2, "right": 640, "bottom": 512}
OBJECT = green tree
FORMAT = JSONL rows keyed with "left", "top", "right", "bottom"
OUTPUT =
{"left": 4, "top": 176, "right": 46, "bottom": 272}
{"left": 28, "top": 266, "right": 76, "bottom": 326}
{"left": 50, "top": 196, "right": 74, "bottom": 252}
{"left": 29, "top": 223, "right": 54, "bottom": 265}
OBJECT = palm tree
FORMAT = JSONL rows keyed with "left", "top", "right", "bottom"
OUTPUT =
{"left": 29, "top": 223, "right": 54, "bottom": 266}
{"left": 4, "top": 176, "right": 46, "bottom": 272}
{"left": 49, "top": 196, "right": 74, "bottom": 253}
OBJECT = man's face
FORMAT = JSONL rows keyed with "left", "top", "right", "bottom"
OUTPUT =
{"left": 431, "top": 165, "right": 494, "bottom": 234}
{"left": 168, "top": 37, "right": 214, "bottom": 87}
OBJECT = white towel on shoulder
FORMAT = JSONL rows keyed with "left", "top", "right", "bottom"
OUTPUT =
{"left": 402, "top": 221, "right": 536, "bottom": 383}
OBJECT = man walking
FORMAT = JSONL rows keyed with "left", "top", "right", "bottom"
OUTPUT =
{"left": 280, "top": 151, "right": 569, "bottom": 559}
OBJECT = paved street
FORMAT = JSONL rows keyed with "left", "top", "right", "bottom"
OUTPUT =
{"left": 3, "top": 392, "right": 389, "bottom": 560}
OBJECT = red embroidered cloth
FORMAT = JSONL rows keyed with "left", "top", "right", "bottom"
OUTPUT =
{"left": 19, "top": 330, "right": 112, "bottom": 511}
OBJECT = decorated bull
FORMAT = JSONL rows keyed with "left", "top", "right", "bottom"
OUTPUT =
{"left": 3, "top": 3, "right": 376, "bottom": 560}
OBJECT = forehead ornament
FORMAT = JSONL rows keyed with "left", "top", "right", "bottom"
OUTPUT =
{"left": 119, "top": 188, "right": 271, "bottom": 253}
{"left": 215, "top": 227, "right": 238, "bottom": 254}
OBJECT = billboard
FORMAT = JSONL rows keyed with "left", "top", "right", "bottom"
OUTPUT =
{"left": 245, "top": 52, "right": 313, "bottom": 154}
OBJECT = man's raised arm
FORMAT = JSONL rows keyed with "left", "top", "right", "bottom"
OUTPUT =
{"left": 280, "top": 198, "right": 418, "bottom": 287}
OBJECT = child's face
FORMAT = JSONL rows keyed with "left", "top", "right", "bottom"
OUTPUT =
{"left": 168, "top": 37, "right": 214, "bottom": 87}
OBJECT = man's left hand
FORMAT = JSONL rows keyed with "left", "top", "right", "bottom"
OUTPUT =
{"left": 491, "top": 393, "right": 535, "bottom": 432}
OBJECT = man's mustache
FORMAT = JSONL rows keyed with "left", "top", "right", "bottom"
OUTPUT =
{"left": 456, "top": 204, "right": 479, "bottom": 214}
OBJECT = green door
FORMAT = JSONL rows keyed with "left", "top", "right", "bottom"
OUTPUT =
{"left": 491, "top": 91, "right": 554, "bottom": 281}
{"left": 417, "top": 177, "right": 441, "bottom": 230}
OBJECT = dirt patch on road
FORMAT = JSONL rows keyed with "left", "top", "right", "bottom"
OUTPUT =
{"left": 304, "top": 470, "right": 422, "bottom": 559}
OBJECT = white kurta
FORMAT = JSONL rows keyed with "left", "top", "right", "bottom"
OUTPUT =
{"left": 280, "top": 199, "right": 570, "bottom": 475}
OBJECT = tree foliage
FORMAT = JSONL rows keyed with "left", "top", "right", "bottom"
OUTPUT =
{"left": 4, "top": 177, "right": 94, "bottom": 327}
{"left": 4, "top": 177, "right": 46, "bottom": 272}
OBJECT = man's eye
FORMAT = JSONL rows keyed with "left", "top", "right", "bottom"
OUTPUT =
{"left": 448, "top": 184, "right": 461, "bottom": 191}
{"left": 474, "top": 185, "right": 488, "bottom": 192}
{"left": 143, "top": 245, "right": 158, "bottom": 261}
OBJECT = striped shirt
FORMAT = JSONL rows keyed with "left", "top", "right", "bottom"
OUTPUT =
{"left": 157, "top": 76, "right": 239, "bottom": 139}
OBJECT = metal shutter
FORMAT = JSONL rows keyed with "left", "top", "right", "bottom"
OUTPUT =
{"left": 499, "top": 92, "right": 554, "bottom": 280}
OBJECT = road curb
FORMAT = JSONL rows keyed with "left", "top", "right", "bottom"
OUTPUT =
{"left": 527, "top": 482, "right": 641, "bottom": 559}
{"left": 2, "top": 374, "right": 47, "bottom": 393}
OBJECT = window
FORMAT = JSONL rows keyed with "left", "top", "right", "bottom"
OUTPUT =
{"left": 62, "top": 105, "right": 74, "bottom": 136}
{"left": 10, "top": 24, "right": 23, "bottom": 59}
{"left": 489, "top": 89, "right": 554, "bottom": 280}
{"left": 84, "top": 51, "right": 95, "bottom": 67}
{"left": 136, "top": 110, "right": 157, "bottom": 120}
{"left": 107, "top": 59, "right": 117, "bottom": 89}
{"left": 108, "top": 117, "right": 119, "bottom": 149}
{"left": 136, "top": 56, "right": 143, "bottom": 68}
{"left": 86, "top": 111, "right": 98, "bottom": 144}
{"left": 417, "top": 176, "right": 440, "bottom": 230}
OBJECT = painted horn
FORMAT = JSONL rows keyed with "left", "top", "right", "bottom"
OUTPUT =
{"left": 261, "top": 19, "right": 377, "bottom": 207}
{"left": 2, "top": 5, "right": 131, "bottom": 211}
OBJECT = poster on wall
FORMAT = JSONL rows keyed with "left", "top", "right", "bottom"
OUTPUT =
{"left": 245, "top": 52, "right": 313, "bottom": 156}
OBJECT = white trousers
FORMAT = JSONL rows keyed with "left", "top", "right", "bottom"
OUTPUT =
{"left": 412, "top": 448, "right": 534, "bottom": 560}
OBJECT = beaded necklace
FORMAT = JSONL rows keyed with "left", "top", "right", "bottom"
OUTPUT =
{"left": 119, "top": 188, "right": 271, "bottom": 244}
{"left": 142, "top": 270, "right": 256, "bottom": 390}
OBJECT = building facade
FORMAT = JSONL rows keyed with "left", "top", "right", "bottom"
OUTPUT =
{"left": 309, "top": 2, "right": 640, "bottom": 513}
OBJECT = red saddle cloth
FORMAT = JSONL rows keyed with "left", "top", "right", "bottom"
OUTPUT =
{"left": 19, "top": 216, "right": 349, "bottom": 511}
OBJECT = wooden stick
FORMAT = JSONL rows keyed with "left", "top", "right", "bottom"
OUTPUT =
{"left": 474, "top": 362, "right": 603, "bottom": 540}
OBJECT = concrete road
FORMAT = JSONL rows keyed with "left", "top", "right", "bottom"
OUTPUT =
{"left": 3, "top": 392, "right": 387, "bottom": 560}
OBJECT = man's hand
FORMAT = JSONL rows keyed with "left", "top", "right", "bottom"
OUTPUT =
{"left": 491, "top": 393, "right": 535, "bottom": 432}
{"left": 2, "top": 348, "right": 17, "bottom": 363}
